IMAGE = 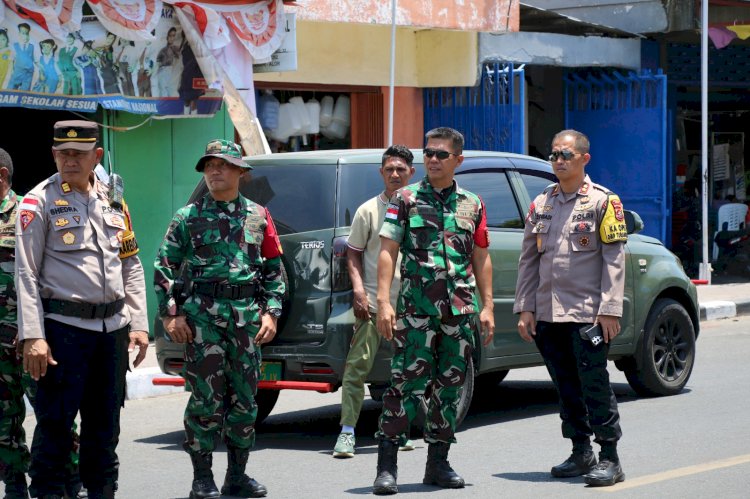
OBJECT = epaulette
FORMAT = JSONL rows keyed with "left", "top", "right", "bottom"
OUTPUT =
{"left": 591, "top": 183, "right": 613, "bottom": 195}
{"left": 542, "top": 182, "right": 557, "bottom": 194}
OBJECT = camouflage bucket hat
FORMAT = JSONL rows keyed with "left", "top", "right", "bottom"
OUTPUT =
{"left": 195, "top": 139, "right": 252, "bottom": 171}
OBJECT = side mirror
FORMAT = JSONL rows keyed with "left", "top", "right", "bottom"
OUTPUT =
{"left": 624, "top": 210, "right": 643, "bottom": 235}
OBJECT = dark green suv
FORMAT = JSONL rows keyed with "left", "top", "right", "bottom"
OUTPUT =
{"left": 154, "top": 150, "right": 699, "bottom": 424}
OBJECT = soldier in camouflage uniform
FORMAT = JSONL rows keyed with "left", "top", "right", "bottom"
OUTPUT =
{"left": 372, "top": 128, "right": 495, "bottom": 495}
{"left": 0, "top": 147, "right": 28, "bottom": 499}
{"left": 154, "top": 139, "right": 285, "bottom": 499}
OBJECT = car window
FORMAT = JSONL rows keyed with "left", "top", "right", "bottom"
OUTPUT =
{"left": 239, "top": 164, "right": 336, "bottom": 235}
{"left": 518, "top": 169, "right": 557, "bottom": 201}
{"left": 338, "top": 163, "right": 385, "bottom": 227}
{"left": 455, "top": 170, "right": 524, "bottom": 229}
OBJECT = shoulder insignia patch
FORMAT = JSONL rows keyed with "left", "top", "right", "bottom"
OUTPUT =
{"left": 20, "top": 210, "right": 35, "bottom": 231}
{"left": 599, "top": 194, "right": 628, "bottom": 243}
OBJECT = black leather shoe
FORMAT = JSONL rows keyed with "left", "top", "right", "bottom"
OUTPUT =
{"left": 583, "top": 460, "right": 625, "bottom": 486}
{"left": 551, "top": 451, "right": 597, "bottom": 478}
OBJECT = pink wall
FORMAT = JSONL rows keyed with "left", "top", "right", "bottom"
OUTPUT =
{"left": 287, "top": 0, "right": 519, "bottom": 32}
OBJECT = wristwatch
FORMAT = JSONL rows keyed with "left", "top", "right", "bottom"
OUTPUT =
{"left": 266, "top": 308, "right": 282, "bottom": 318}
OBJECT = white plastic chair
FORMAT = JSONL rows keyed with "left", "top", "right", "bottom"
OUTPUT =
{"left": 713, "top": 202, "right": 749, "bottom": 261}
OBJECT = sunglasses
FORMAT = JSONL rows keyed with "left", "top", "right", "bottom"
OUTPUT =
{"left": 423, "top": 148, "right": 457, "bottom": 160}
{"left": 548, "top": 150, "right": 580, "bottom": 162}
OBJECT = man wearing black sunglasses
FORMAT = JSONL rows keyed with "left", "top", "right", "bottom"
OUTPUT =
{"left": 514, "top": 129, "right": 627, "bottom": 487}
{"left": 372, "top": 127, "right": 494, "bottom": 494}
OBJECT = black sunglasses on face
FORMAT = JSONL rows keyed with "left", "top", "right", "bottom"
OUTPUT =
{"left": 548, "top": 150, "right": 579, "bottom": 162}
{"left": 423, "top": 148, "right": 456, "bottom": 160}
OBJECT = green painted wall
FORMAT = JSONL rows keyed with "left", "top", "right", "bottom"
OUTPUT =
{"left": 106, "top": 108, "right": 235, "bottom": 334}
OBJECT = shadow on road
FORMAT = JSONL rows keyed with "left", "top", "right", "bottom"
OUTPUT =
{"left": 134, "top": 380, "right": 643, "bottom": 454}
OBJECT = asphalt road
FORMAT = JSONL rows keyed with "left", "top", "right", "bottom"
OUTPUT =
{"left": 7, "top": 315, "right": 750, "bottom": 498}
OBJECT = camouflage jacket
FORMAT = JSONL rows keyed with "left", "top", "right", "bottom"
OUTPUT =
{"left": 0, "top": 189, "right": 18, "bottom": 334}
{"left": 380, "top": 177, "right": 487, "bottom": 317}
{"left": 154, "top": 193, "right": 284, "bottom": 328}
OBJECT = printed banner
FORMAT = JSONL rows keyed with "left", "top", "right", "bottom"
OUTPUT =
{"left": 0, "top": 4, "right": 221, "bottom": 115}
{"left": 87, "top": 0, "right": 161, "bottom": 41}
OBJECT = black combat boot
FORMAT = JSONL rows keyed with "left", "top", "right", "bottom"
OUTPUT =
{"left": 372, "top": 440, "right": 399, "bottom": 495}
{"left": 221, "top": 447, "right": 267, "bottom": 498}
{"left": 3, "top": 471, "right": 29, "bottom": 499}
{"left": 583, "top": 445, "right": 625, "bottom": 486}
{"left": 85, "top": 483, "right": 114, "bottom": 499}
{"left": 551, "top": 451, "right": 597, "bottom": 478}
{"left": 189, "top": 452, "right": 220, "bottom": 499}
{"left": 422, "top": 442, "right": 465, "bottom": 488}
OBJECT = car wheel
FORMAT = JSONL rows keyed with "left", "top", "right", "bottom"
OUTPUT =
{"left": 255, "top": 389, "right": 280, "bottom": 425}
{"left": 624, "top": 298, "right": 696, "bottom": 397}
{"left": 414, "top": 356, "right": 475, "bottom": 431}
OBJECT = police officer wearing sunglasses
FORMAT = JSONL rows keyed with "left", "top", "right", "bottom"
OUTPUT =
{"left": 373, "top": 127, "right": 494, "bottom": 494}
{"left": 514, "top": 129, "right": 627, "bottom": 487}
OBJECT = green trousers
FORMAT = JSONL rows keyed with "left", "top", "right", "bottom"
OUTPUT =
{"left": 340, "top": 315, "right": 382, "bottom": 427}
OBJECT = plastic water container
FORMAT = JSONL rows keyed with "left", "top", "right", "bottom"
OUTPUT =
{"left": 288, "top": 96, "right": 310, "bottom": 135}
{"left": 319, "top": 95, "right": 334, "bottom": 127}
{"left": 305, "top": 98, "right": 321, "bottom": 134}
{"left": 332, "top": 95, "right": 350, "bottom": 125}
{"left": 257, "top": 91, "right": 279, "bottom": 130}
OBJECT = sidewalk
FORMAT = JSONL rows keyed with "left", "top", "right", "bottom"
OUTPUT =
{"left": 124, "top": 281, "right": 750, "bottom": 401}
{"left": 696, "top": 281, "right": 750, "bottom": 321}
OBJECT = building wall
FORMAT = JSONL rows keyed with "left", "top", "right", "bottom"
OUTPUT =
{"left": 254, "top": 21, "right": 478, "bottom": 88}
{"left": 109, "top": 109, "right": 234, "bottom": 330}
{"left": 287, "top": 0, "right": 519, "bottom": 32}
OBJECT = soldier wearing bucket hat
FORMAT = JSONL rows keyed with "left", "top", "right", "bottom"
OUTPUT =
{"left": 155, "top": 138, "right": 284, "bottom": 499}
{"left": 16, "top": 120, "right": 149, "bottom": 499}
{"left": 195, "top": 139, "right": 253, "bottom": 172}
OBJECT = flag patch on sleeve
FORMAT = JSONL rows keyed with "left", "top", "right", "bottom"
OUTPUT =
{"left": 385, "top": 204, "right": 399, "bottom": 220}
{"left": 20, "top": 197, "right": 40, "bottom": 212}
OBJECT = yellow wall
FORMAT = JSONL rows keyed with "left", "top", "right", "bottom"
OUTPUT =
{"left": 254, "top": 21, "right": 478, "bottom": 88}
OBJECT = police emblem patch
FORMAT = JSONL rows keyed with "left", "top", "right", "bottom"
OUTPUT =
{"left": 62, "top": 232, "right": 75, "bottom": 244}
{"left": 579, "top": 236, "right": 590, "bottom": 247}
{"left": 73, "top": 216, "right": 81, "bottom": 223}
{"left": 20, "top": 210, "right": 35, "bottom": 231}
{"left": 54, "top": 217, "right": 69, "bottom": 228}
{"left": 543, "top": 205, "right": 553, "bottom": 212}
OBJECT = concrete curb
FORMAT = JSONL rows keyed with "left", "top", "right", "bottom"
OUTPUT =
{"left": 699, "top": 299, "right": 750, "bottom": 321}
{"left": 125, "top": 366, "right": 184, "bottom": 401}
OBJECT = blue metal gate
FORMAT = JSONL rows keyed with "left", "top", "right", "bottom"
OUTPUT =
{"left": 424, "top": 62, "right": 525, "bottom": 153}
{"left": 565, "top": 70, "right": 669, "bottom": 244}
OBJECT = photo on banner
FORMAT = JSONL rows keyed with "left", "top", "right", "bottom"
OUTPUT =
{"left": 0, "top": 4, "right": 221, "bottom": 116}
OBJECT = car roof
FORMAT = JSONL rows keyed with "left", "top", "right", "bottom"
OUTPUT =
{"left": 243, "top": 149, "right": 552, "bottom": 172}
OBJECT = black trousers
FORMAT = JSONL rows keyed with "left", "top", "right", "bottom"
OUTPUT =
{"left": 29, "top": 320, "right": 129, "bottom": 496}
{"left": 534, "top": 321, "right": 622, "bottom": 445}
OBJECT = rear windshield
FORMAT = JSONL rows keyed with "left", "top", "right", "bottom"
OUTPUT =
{"left": 240, "top": 164, "right": 336, "bottom": 235}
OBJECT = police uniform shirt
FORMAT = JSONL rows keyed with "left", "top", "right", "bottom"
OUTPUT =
{"left": 514, "top": 175, "right": 626, "bottom": 323}
{"left": 15, "top": 173, "right": 148, "bottom": 339}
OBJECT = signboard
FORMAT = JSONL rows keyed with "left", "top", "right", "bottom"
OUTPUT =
{"left": 0, "top": 5, "right": 221, "bottom": 116}
{"left": 253, "top": 13, "right": 296, "bottom": 74}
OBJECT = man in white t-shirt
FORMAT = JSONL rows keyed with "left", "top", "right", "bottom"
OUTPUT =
{"left": 333, "top": 145, "right": 415, "bottom": 458}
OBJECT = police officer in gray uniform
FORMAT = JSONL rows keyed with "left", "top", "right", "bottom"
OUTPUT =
{"left": 16, "top": 120, "right": 149, "bottom": 499}
{"left": 514, "top": 129, "right": 627, "bottom": 487}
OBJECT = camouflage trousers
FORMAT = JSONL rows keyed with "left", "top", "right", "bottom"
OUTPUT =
{"left": 183, "top": 318, "right": 261, "bottom": 454}
{"left": 0, "top": 342, "right": 81, "bottom": 481}
{"left": 0, "top": 340, "right": 29, "bottom": 479}
{"left": 377, "top": 314, "right": 474, "bottom": 445}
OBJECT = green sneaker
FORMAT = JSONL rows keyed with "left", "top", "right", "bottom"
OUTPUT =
{"left": 333, "top": 432, "right": 355, "bottom": 458}
{"left": 399, "top": 439, "right": 415, "bottom": 451}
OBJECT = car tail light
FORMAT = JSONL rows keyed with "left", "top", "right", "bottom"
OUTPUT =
{"left": 332, "top": 236, "right": 352, "bottom": 292}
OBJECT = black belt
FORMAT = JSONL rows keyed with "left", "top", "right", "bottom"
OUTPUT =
{"left": 193, "top": 282, "right": 259, "bottom": 300}
{"left": 42, "top": 298, "right": 125, "bottom": 320}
